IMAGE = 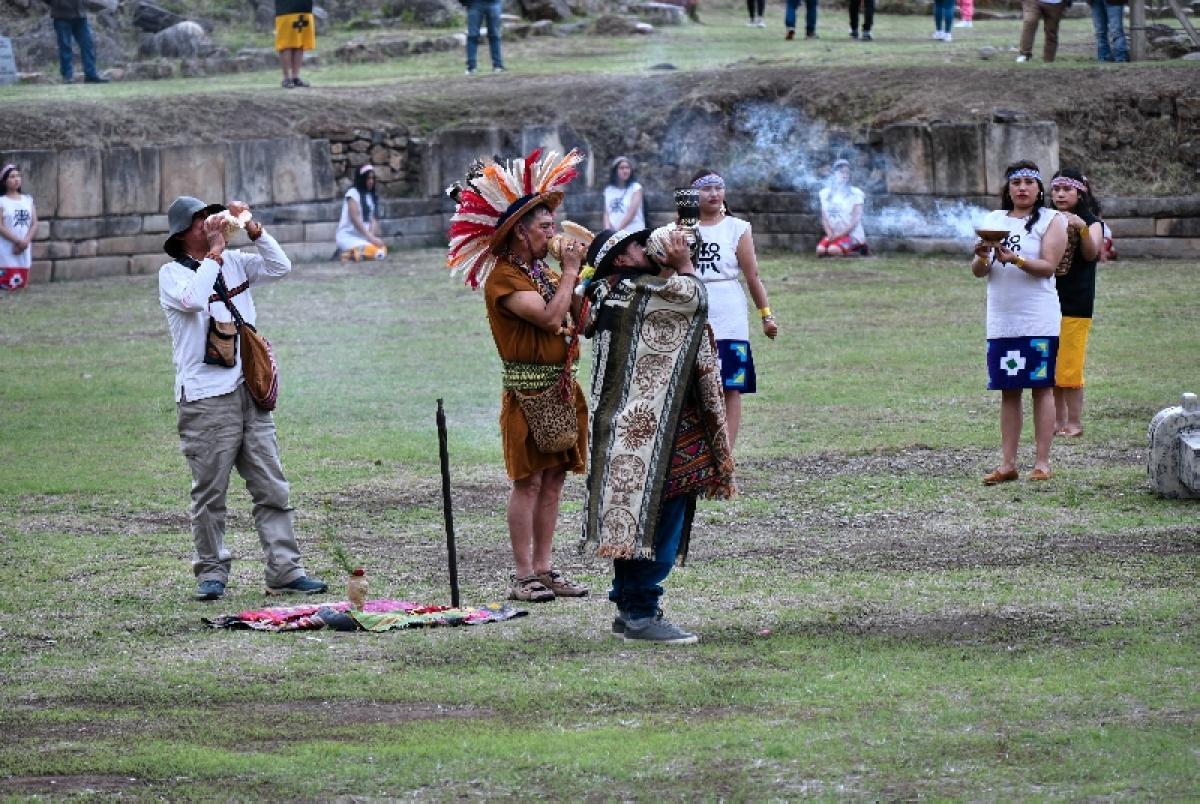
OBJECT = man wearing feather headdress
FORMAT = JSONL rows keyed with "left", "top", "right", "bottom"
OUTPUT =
{"left": 446, "top": 149, "right": 591, "bottom": 603}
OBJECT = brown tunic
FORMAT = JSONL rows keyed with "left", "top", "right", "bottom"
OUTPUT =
{"left": 483, "top": 258, "right": 587, "bottom": 481}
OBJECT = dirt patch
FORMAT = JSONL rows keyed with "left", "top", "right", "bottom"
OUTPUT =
{"left": 0, "top": 775, "right": 147, "bottom": 795}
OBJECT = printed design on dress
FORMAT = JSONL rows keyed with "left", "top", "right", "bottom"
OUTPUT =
{"left": 658, "top": 275, "right": 698, "bottom": 305}
{"left": 608, "top": 454, "right": 647, "bottom": 506}
{"left": 617, "top": 402, "right": 658, "bottom": 450}
{"left": 1029, "top": 338, "right": 1050, "bottom": 381}
{"left": 696, "top": 241, "right": 721, "bottom": 276}
{"left": 600, "top": 507, "right": 638, "bottom": 552}
{"left": 640, "top": 310, "right": 689, "bottom": 352}
{"left": 1000, "top": 349, "right": 1026, "bottom": 376}
{"left": 632, "top": 353, "right": 673, "bottom": 397}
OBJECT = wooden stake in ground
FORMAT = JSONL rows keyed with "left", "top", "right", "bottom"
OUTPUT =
{"left": 436, "top": 399, "right": 461, "bottom": 608}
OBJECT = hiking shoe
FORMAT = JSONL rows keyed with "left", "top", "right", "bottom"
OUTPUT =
{"left": 509, "top": 574, "right": 554, "bottom": 602}
{"left": 537, "top": 568, "right": 588, "bottom": 597}
{"left": 624, "top": 613, "right": 698, "bottom": 644}
{"left": 266, "top": 575, "right": 327, "bottom": 596}
{"left": 195, "top": 580, "right": 225, "bottom": 601}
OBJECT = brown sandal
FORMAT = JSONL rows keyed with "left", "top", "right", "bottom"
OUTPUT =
{"left": 537, "top": 568, "right": 588, "bottom": 597}
{"left": 508, "top": 575, "right": 555, "bottom": 602}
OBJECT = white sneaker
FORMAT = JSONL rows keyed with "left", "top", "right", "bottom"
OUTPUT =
{"left": 954, "top": 19, "right": 972, "bottom": 27}
{"left": 755, "top": 17, "right": 766, "bottom": 26}
{"left": 932, "top": 30, "right": 944, "bottom": 40}
{"left": 1015, "top": 54, "right": 1029, "bottom": 62}
{"left": 746, "top": 17, "right": 757, "bottom": 25}
{"left": 943, "top": 32, "right": 952, "bottom": 41}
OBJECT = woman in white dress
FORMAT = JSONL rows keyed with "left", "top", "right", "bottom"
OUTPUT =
{"left": 971, "top": 160, "right": 1067, "bottom": 485}
{"left": 817, "top": 159, "right": 868, "bottom": 257}
{"left": 336, "top": 165, "right": 386, "bottom": 260}
{"left": 0, "top": 164, "right": 37, "bottom": 291}
{"left": 602, "top": 156, "right": 645, "bottom": 232}
{"left": 691, "top": 169, "right": 778, "bottom": 449}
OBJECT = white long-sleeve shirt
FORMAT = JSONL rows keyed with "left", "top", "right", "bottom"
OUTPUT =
{"left": 158, "top": 232, "right": 291, "bottom": 402}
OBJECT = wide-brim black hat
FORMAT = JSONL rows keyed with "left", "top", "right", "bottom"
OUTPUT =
{"left": 584, "top": 227, "right": 652, "bottom": 279}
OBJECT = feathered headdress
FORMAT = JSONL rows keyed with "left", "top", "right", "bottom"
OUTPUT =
{"left": 447, "top": 147, "right": 584, "bottom": 289}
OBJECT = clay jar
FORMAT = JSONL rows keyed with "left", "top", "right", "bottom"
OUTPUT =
{"left": 347, "top": 568, "right": 368, "bottom": 611}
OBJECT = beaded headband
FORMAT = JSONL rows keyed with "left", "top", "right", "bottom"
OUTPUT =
{"left": 359, "top": 164, "right": 375, "bottom": 175}
{"left": 0, "top": 164, "right": 17, "bottom": 184}
{"left": 692, "top": 173, "right": 725, "bottom": 189}
{"left": 1006, "top": 168, "right": 1042, "bottom": 182}
{"left": 1050, "top": 176, "right": 1088, "bottom": 192}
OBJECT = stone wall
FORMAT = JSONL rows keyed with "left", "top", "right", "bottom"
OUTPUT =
{"left": 7, "top": 121, "right": 1197, "bottom": 285}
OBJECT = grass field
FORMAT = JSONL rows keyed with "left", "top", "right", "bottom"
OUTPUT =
{"left": 0, "top": 248, "right": 1195, "bottom": 798}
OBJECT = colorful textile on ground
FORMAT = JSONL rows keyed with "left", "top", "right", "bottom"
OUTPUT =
{"left": 581, "top": 272, "right": 735, "bottom": 561}
{"left": 987, "top": 335, "right": 1059, "bottom": 390}
{"left": 203, "top": 599, "right": 527, "bottom": 632}
{"left": 716, "top": 338, "right": 756, "bottom": 393}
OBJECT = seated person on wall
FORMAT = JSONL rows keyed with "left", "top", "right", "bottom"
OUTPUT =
{"left": 336, "top": 165, "right": 387, "bottom": 261}
{"left": 817, "top": 158, "right": 869, "bottom": 257}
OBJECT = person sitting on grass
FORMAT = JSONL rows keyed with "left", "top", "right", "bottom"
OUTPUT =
{"left": 816, "top": 158, "right": 869, "bottom": 257}
{"left": 336, "top": 165, "right": 387, "bottom": 261}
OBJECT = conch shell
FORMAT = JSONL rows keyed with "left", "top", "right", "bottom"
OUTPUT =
{"left": 206, "top": 201, "right": 253, "bottom": 241}
{"left": 547, "top": 221, "right": 595, "bottom": 262}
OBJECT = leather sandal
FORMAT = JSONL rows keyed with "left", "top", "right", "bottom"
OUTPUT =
{"left": 537, "top": 568, "right": 588, "bottom": 597}
{"left": 982, "top": 468, "right": 1019, "bottom": 485}
{"left": 508, "top": 574, "right": 554, "bottom": 602}
{"left": 1028, "top": 468, "right": 1053, "bottom": 481}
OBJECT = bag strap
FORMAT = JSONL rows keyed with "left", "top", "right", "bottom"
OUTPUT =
{"left": 212, "top": 272, "right": 251, "bottom": 332}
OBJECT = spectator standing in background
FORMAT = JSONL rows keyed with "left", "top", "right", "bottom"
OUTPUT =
{"left": 1088, "top": 0, "right": 1128, "bottom": 61}
{"left": 275, "top": 0, "right": 315, "bottom": 88}
{"left": 0, "top": 165, "right": 37, "bottom": 291}
{"left": 40, "top": 0, "right": 108, "bottom": 83}
{"left": 464, "top": 0, "right": 505, "bottom": 75}
{"left": 602, "top": 157, "right": 646, "bottom": 233}
{"left": 1017, "top": 0, "right": 1064, "bottom": 62}
{"left": 848, "top": 0, "right": 874, "bottom": 40}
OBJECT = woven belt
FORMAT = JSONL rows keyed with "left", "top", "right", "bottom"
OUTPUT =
{"left": 502, "top": 360, "right": 577, "bottom": 391}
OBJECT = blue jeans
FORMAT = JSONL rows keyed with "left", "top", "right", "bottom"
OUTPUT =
{"left": 608, "top": 494, "right": 691, "bottom": 620}
{"left": 784, "top": 0, "right": 818, "bottom": 34}
{"left": 1090, "top": 0, "right": 1128, "bottom": 61}
{"left": 53, "top": 17, "right": 99, "bottom": 81}
{"left": 934, "top": 0, "right": 955, "bottom": 32}
{"left": 466, "top": 0, "right": 503, "bottom": 71}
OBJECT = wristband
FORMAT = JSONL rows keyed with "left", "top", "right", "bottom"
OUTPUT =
{"left": 1015, "top": 256, "right": 1026, "bottom": 269}
{"left": 758, "top": 306, "right": 772, "bottom": 319}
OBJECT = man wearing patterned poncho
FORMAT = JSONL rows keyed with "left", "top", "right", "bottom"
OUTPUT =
{"left": 579, "top": 227, "right": 736, "bottom": 644}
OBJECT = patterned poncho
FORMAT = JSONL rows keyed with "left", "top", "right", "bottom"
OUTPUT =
{"left": 580, "top": 272, "right": 735, "bottom": 561}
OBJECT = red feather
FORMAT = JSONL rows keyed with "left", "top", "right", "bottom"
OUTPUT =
{"left": 548, "top": 168, "right": 578, "bottom": 190}
{"left": 456, "top": 190, "right": 495, "bottom": 216}
{"left": 523, "top": 148, "right": 543, "bottom": 194}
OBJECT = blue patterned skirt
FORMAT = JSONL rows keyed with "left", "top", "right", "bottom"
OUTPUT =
{"left": 717, "top": 339, "right": 756, "bottom": 394}
{"left": 987, "top": 336, "right": 1059, "bottom": 390}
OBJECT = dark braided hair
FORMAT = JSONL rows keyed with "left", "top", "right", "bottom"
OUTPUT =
{"left": 354, "top": 168, "right": 378, "bottom": 223}
{"left": 1048, "top": 167, "right": 1101, "bottom": 219}
{"left": 1000, "top": 159, "right": 1045, "bottom": 234}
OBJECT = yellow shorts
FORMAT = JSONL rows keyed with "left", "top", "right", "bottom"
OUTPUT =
{"left": 1055, "top": 316, "right": 1092, "bottom": 388}
{"left": 275, "top": 13, "right": 316, "bottom": 52}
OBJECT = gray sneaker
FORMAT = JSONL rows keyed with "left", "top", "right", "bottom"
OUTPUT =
{"left": 623, "top": 613, "right": 698, "bottom": 644}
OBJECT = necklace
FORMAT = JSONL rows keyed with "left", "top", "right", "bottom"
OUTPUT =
{"left": 505, "top": 251, "right": 558, "bottom": 303}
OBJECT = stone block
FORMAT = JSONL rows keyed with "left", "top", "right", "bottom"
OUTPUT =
{"left": 57, "top": 149, "right": 104, "bottom": 218}
{"left": 434, "top": 127, "right": 502, "bottom": 199}
{"left": 271, "top": 138, "right": 318, "bottom": 205}
{"left": 985, "top": 122, "right": 1058, "bottom": 196}
{"left": 29, "top": 260, "right": 51, "bottom": 284}
{"left": 33, "top": 220, "right": 49, "bottom": 240}
{"left": 0, "top": 149, "right": 58, "bottom": 217}
{"left": 310, "top": 139, "right": 336, "bottom": 200}
{"left": 1106, "top": 217, "right": 1156, "bottom": 237}
{"left": 931, "top": 123, "right": 987, "bottom": 196}
{"left": 1113, "top": 237, "right": 1200, "bottom": 258}
{"left": 159, "top": 144, "right": 226, "bottom": 211}
{"left": 270, "top": 201, "right": 341, "bottom": 222}
{"left": 304, "top": 221, "right": 338, "bottom": 242}
{"left": 261, "top": 222, "right": 305, "bottom": 243}
{"left": 73, "top": 239, "right": 98, "bottom": 257}
{"left": 224, "top": 139, "right": 275, "bottom": 206}
{"left": 1103, "top": 196, "right": 1200, "bottom": 218}
{"left": 882, "top": 123, "right": 934, "bottom": 195}
{"left": 52, "top": 216, "right": 142, "bottom": 240}
{"left": 103, "top": 146, "right": 161, "bottom": 215}
{"left": 95, "top": 233, "right": 171, "bottom": 256}
{"left": 52, "top": 256, "right": 130, "bottom": 281}
{"left": 278, "top": 240, "right": 338, "bottom": 263}
{"left": 142, "top": 214, "right": 169, "bottom": 233}
{"left": 1155, "top": 217, "right": 1200, "bottom": 237}
{"left": 130, "top": 253, "right": 167, "bottom": 275}
{"left": 32, "top": 240, "right": 71, "bottom": 260}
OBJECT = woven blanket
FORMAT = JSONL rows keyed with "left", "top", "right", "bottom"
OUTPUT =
{"left": 203, "top": 599, "right": 526, "bottom": 632}
{"left": 581, "top": 273, "right": 735, "bottom": 560}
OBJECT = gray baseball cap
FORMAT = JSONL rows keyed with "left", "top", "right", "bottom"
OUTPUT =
{"left": 164, "top": 196, "right": 225, "bottom": 256}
